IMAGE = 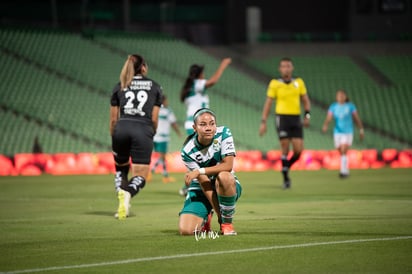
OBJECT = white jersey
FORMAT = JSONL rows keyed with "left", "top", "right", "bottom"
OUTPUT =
{"left": 181, "top": 126, "right": 236, "bottom": 190}
{"left": 153, "top": 105, "right": 177, "bottom": 143}
{"left": 184, "top": 79, "right": 209, "bottom": 130}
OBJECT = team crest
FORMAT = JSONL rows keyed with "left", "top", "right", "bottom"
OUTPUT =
{"left": 294, "top": 81, "right": 299, "bottom": 88}
{"left": 212, "top": 139, "right": 221, "bottom": 151}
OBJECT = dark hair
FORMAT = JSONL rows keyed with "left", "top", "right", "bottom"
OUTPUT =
{"left": 183, "top": 132, "right": 196, "bottom": 146}
{"left": 279, "top": 57, "right": 293, "bottom": 64}
{"left": 192, "top": 108, "right": 216, "bottom": 123}
{"left": 337, "top": 89, "right": 350, "bottom": 102}
{"left": 180, "top": 64, "right": 204, "bottom": 102}
{"left": 132, "top": 54, "right": 146, "bottom": 74}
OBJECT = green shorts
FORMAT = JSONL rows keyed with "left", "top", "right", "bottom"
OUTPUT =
{"left": 179, "top": 179, "right": 242, "bottom": 221}
{"left": 153, "top": 141, "right": 168, "bottom": 154}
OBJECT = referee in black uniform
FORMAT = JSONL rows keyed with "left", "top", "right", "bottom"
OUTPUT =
{"left": 110, "top": 54, "right": 163, "bottom": 220}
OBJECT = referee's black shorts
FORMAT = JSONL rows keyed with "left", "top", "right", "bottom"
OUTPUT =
{"left": 112, "top": 119, "right": 155, "bottom": 165}
{"left": 275, "top": 114, "right": 303, "bottom": 139}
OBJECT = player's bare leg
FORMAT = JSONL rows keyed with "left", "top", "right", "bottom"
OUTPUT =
{"left": 179, "top": 214, "right": 204, "bottom": 235}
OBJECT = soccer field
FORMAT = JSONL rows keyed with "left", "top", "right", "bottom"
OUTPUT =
{"left": 1, "top": 168, "right": 412, "bottom": 273}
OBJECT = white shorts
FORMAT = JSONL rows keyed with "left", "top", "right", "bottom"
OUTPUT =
{"left": 334, "top": 133, "right": 353, "bottom": 148}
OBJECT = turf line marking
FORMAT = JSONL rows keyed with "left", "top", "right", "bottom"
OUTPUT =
{"left": 2, "top": 236, "right": 411, "bottom": 274}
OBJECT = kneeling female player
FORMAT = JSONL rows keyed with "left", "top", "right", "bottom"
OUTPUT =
{"left": 179, "top": 108, "right": 242, "bottom": 235}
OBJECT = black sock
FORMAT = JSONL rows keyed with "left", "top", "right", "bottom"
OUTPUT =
{"left": 115, "top": 164, "right": 129, "bottom": 188}
{"left": 281, "top": 155, "right": 290, "bottom": 181}
{"left": 288, "top": 153, "right": 301, "bottom": 169}
{"left": 123, "top": 176, "right": 146, "bottom": 197}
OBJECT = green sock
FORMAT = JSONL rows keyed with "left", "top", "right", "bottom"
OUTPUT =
{"left": 218, "top": 194, "right": 237, "bottom": 224}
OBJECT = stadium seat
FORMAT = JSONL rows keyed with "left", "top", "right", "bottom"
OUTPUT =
{"left": 96, "top": 152, "right": 115, "bottom": 174}
{"left": 362, "top": 149, "right": 378, "bottom": 164}
{"left": 322, "top": 152, "right": 340, "bottom": 170}
{"left": 0, "top": 155, "right": 15, "bottom": 176}
{"left": 166, "top": 152, "right": 186, "bottom": 173}
{"left": 20, "top": 164, "right": 42, "bottom": 176}
{"left": 382, "top": 149, "right": 398, "bottom": 163}
{"left": 253, "top": 159, "right": 271, "bottom": 171}
{"left": 234, "top": 156, "right": 254, "bottom": 172}
{"left": 76, "top": 153, "right": 98, "bottom": 174}
{"left": 50, "top": 153, "right": 78, "bottom": 175}
{"left": 306, "top": 160, "right": 322, "bottom": 170}
{"left": 14, "top": 153, "right": 35, "bottom": 173}
{"left": 397, "top": 151, "right": 412, "bottom": 167}
{"left": 370, "top": 161, "right": 386, "bottom": 169}
{"left": 266, "top": 150, "right": 281, "bottom": 162}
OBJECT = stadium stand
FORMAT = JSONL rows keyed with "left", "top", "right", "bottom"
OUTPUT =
{"left": 0, "top": 28, "right": 410, "bottom": 161}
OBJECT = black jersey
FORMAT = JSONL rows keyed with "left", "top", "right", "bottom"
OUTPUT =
{"left": 110, "top": 75, "right": 163, "bottom": 125}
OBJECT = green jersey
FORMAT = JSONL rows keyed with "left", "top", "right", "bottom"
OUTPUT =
{"left": 181, "top": 126, "right": 236, "bottom": 191}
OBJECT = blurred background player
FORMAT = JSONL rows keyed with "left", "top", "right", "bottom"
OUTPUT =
{"left": 179, "top": 57, "right": 232, "bottom": 196}
{"left": 110, "top": 54, "right": 163, "bottom": 219}
{"left": 322, "top": 89, "right": 365, "bottom": 178}
{"left": 180, "top": 58, "right": 232, "bottom": 135}
{"left": 259, "top": 57, "right": 311, "bottom": 189}
{"left": 151, "top": 94, "right": 182, "bottom": 183}
{"left": 179, "top": 108, "right": 242, "bottom": 236}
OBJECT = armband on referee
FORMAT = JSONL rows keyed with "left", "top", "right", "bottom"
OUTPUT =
{"left": 304, "top": 111, "right": 311, "bottom": 119}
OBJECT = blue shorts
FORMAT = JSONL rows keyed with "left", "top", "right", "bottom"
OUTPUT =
{"left": 153, "top": 141, "right": 168, "bottom": 154}
{"left": 179, "top": 179, "right": 242, "bottom": 221}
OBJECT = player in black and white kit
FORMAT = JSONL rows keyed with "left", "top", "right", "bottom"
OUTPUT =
{"left": 110, "top": 54, "right": 163, "bottom": 220}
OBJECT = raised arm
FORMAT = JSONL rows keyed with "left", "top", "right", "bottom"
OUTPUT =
{"left": 205, "top": 58, "right": 232, "bottom": 88}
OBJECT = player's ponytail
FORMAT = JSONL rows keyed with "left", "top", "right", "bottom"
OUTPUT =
{"left": 180, "top": 64, "right": 204, "bottom": 102}
{"left": 120, "top": 54, "right": 146, "bottom": 90}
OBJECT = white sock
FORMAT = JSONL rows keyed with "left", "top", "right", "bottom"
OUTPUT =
{"left": 341, "top": 155, "right": 348, "bottom": 174}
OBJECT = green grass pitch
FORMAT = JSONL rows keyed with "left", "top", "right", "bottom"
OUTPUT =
{"left": 1, "top": 168, "right": 412, "bottom": 273}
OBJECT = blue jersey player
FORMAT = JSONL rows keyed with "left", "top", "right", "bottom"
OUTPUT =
{"left": 322, "top": 89, "right": 364, "bottom": 178}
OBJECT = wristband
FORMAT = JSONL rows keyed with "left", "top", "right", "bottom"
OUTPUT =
{"left": 261, "top": 119, "right": 266, "bottom": 123}
{"left": 198, "top": 168, "right": 206, "bottom": 175}
{"left": 304, "top": 111, "right": 311, "bottom": 119}
{"left": 360, "top": 128, "right": 364, "bottom": 134}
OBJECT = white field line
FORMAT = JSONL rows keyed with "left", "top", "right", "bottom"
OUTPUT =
{"left": 2, "top": 236, "right": 411, "bottom": 274}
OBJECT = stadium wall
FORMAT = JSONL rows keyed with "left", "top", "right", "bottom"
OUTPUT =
{"left": 1, "top": 149, "right": 411, "bottom": 176}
